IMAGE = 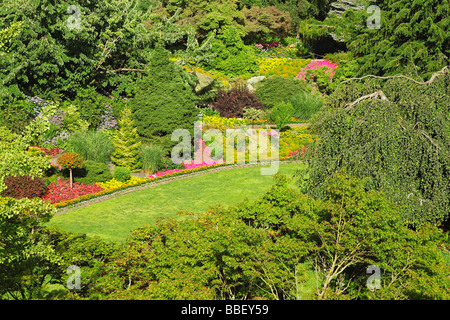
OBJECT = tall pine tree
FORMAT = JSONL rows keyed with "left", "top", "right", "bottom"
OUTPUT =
{"left": 111, "top": 107, "right": 142, "bottom": 172}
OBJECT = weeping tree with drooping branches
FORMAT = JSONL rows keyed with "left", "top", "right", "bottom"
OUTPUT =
{"left": 302, "top": 66, "right": 450, "bottom": 229}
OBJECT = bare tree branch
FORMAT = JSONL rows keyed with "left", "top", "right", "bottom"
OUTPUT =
{"left": 339, "top": 65, "right": 449, "bottom": 88}
{"left": 346, "top": 90, "right": 389, "bottom": 109}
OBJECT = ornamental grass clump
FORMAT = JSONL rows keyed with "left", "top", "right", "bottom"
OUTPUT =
{"left": 66, "top": 130, "right": 114, "bottom": 164}
{"left": 139, "top": 144, "right": 165, "bottom": 174}
{"left": 289, "top": 91, "right": 324, "bottom": 120}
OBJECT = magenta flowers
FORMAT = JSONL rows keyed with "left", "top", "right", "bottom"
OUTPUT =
{"left": 296, "top": 60, "right": 338, "bottom": 80}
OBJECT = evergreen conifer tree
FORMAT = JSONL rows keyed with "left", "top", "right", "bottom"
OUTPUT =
{"left": 298, "top": 0, "right": 449, "bottom": 79}
{"left": 111, "top": 107, "right": 142, "bottom": 172}
{"left": 131, "top": 44, "right": 198, "bottom": 151}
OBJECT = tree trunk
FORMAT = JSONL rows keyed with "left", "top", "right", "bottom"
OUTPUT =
{"left": 69, "top": 168, "right": 73, "bottom": 189}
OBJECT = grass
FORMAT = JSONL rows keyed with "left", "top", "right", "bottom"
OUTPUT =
{"left": 47, "top": 163, "right": 303, "bottom": 242}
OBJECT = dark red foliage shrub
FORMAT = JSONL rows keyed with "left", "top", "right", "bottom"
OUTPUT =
{"left": 1, "top": 175, "right": 47, "bottom": 199}
{"left": 211, "top": 86, "right": 265, "bottom": 118}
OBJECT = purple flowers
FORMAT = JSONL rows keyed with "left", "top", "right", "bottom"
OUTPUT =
{"left": 97, "top": 105, "right": 118, "bottom": 131}
{"left": 48, "top": 110, "right": 67, "bottom": 128}
{"left": 42, "top": 131, "right": 70, "bottom": 147}
{"left": 255, "top": 42, "right": 284, "bottom": 51}
{"left": 26, "top": 95, "right": 51, "bottom": 107}
{"left": 26, "top": 95, "right": 51, "bottom": 119}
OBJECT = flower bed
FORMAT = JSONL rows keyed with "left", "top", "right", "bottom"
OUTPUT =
{"left": 203, "top": 115, "right": 249, "bottom": 130}
{"left": 48, "top": 126, "right": 315, "bottom": 209}
{"left": 51, "top": 158, "right": 307, "bottom": 211}
{"left": 258, "top": 58, "right": 311, "bottom": 78}
{"left": 29, "top": 145, "right": 62, "bottom": 156}
{"left": 51, "top": 163, "right": 230, "bottom": 209}
{"left": 42, "top": 177, "right": 104, "bottom": 204}
{"left": 279, "top": 128, "right": 315, "bottom": 158}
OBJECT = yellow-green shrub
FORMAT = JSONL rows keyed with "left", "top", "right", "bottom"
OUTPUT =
{"left": 258, "top": 58, "right": 311, "bottom": 78}
{"left": 203, "top": 115, "right": 249, "bottom": 130}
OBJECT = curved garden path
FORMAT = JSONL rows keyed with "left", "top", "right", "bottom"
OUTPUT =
{"left": 55, "top": 160, "right": 303, "bottom": 215}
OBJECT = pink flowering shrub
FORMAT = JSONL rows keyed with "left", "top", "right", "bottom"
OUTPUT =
{"left": 261, "top": 130, "right": 280, "bottom": 138}
{"left": 42, "top": 177, "right": 104, "bottom": 204}
{"left": 148, "top": 139, "right": 221, "bottom": 178}
{"left": 296, "top": 60, "right": 338, "bottom": 81}
{"left": 255, "top": 42, "right": 284, "bottom": 51}
{"left": 288, "top": 146, "right": 308, "bottom": 158}
{"left": 49, "top": 161, "right": 63, "bottom": 171}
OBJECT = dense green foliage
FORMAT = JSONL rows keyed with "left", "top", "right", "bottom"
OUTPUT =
{"left": 0, "top": 197, "right": 61, "bottom": 299}
{"left": 131, "top": 45, "right": 198, "bottom": 150}
{"left": 113, "top": 166, "right": 132, "bottom": 183}
{"left": 270, "top": 101, "right": 295, "bottom": 130}
{"left": 66, "top": 131, "right": 114, "bottom": 164}
{"left": 73, "top": 161, "right": 112, "bottom": 185}
{"left": 347, "top": 0, "right": 449, "bottom": 78}
{"left": 299, "top": 0, "right": 449, "bottom": 79}
{"left": 0, "top": 0, "right": 153, "bottom": 104}
{"left": 0, "top": 101, "right": 32, "bottom": 134}
{"left": 206, "top": 26, "right": 260, "bottom": 78}
{"left": 255, "top": 76, "right": 310, "bottom": 109}
{"left": 304, "top": 70, "right": 450, "bottom": 228}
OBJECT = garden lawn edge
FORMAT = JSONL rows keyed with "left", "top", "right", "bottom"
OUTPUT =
{"left": 54, "top": 160, "right": 304, "bottom": 215}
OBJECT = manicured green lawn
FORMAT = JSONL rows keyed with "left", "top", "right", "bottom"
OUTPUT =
{"left": 47, "top": 163, "right": 303, "bottom": 242}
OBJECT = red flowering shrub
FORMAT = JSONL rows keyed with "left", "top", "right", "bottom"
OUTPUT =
{"left": 33, "top": 145, "right": 62, "bottom": 156}
{"left": 42, "top": 177, "right": 104, "bottom": 204}
{"left": 1, "top": 175, "right": 47, "bottom": 199}
{"left": 288, "top": 146, "right": 308, "bottom": 158}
